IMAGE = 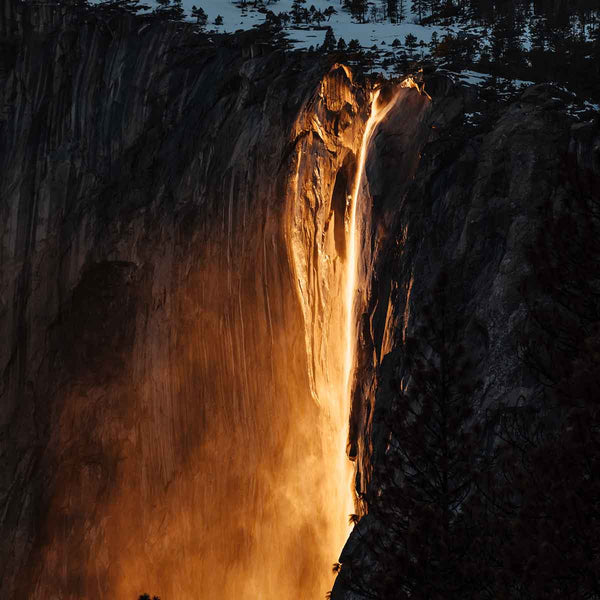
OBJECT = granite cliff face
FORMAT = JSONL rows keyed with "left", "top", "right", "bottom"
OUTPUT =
{"left": 1, "top": 2, "right": 599, "bottom": 599}
{"left": 0, "top": 4, "right": 374, "bottom": 597}
{"left": 333, "top": 81, "right": 600, "bottom": 598}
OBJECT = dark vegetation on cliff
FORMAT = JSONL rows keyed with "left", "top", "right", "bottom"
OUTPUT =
{"left": 336, "top": 251, "right": 600, "bottom": 598}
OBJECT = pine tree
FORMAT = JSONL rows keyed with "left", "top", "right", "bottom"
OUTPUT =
{"left": 398, "top": 0, "right": 406, "bottom": 22}
{"left": 404, "top": 32, "right": 418, "bottom": 57}
{"left": 168, "top": 0, "right": 183, "bottom": 18}
{"left": 291, "top": 0, "right": 306, "bottom": 23}
{"left": 369, "top": 3, "right": 379, "bottom": 21}
{"left": 348, "top": 0, "right": 368, "bottom": 22}
{"left": 502, "top": 12, "right": 525, "bottom": 70}
{"left": 324, "top": 5, "right": 337, "bottom": 19}
{"left": 592, "top": 21, "right": 600, "bottom": 80}
{"left": 529, "top": 15, "right": 552, "bottom": 77}
{"left": 411, "top": 0, "right": 428, "bottom": 23}
{"left": 313, "top": 8, "right": 325, "bottom": 25}
{"left": 429, "top": 30, "right": 439, "bottom": 51}
{"left": 387, "top": 0, "right": 399, "bottom": 22}
{"left": 322, "top": 26, "right": 337, "bottom": 51}
{"left": 191, "top": 4, "right": 207, "bottom": 26}
{"left": 465, "top": 0, "right": 492, "bottom": 24}
{"left": 154, "top": 0, "right": 184, "bottom": 19}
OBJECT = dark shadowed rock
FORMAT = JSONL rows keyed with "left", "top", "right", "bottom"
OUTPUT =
{"left": 333, "top": 78, "right": 600, "bottom": 600}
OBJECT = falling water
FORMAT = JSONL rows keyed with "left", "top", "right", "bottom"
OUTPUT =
{"left": 343, "top": 88, "right": 402, "bottom": 400}
{"left": 287, "top": 83, "right": 402, "bottom": 598}
{"left": 35, "top": 69, "right": 402, "bottom": 600}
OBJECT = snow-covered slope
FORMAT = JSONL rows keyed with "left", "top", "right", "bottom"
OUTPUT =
{"left": 151, "top": 0, "right": 448, "bottom": 61}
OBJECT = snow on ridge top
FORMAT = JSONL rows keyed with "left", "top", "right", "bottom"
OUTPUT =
{"left": 89, "top": 0, "right": 599, "bottom": 100}
{"left": 141, "top": 0, "right": 446, "bottom": 52}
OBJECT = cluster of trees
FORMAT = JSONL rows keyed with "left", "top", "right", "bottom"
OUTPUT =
{"left": 234, "top": 0, "right": 337, "bottom": 27}
{"left": 260, "top": 0, "right": 598, "bottom": 99}
{"left": 286, "top": 0, "right": 337, "bottom": 25}
{"left": 154, "top": 0, "right": 223, "bottom": 27}
{"left": 52, "top": 0, "right": 600, "bottom": 98}
{"left": 339, "top": 0, "right": 599, "bottom": 29}
{"left": 337, "top": 177, "right": 600, "bottom": 598}
{"left": 335, "top": 0, "right": 600, "bottom": 97}
{"left": 432, "top": 1, "right": 599, "bottom": 98}
{"left": 54, "top": 0, "right": 220, "bottom": 30}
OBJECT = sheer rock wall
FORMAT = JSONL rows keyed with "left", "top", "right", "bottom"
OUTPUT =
{"left": 0, "top": 4, "right": 375, "bottom": 598}
{"left": 1, "top": 3, "right": 599, "bottom": 599}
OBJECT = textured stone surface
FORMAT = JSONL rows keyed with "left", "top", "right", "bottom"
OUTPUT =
{"left": 333, "top": 81, "right": 600, "bottom": 598}
{"left": 0, "top": 4, "right": 375, "bottom": 598}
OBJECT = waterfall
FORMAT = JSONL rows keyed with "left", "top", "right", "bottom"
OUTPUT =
{"left": 287, "top": 82, "right": 401, "bottom": 598}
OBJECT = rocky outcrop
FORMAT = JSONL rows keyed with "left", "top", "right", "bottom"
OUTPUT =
{"left": 333, "top": 81, "right": 600, "bottom": 597}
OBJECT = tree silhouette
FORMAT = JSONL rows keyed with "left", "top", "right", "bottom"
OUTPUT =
{"left": 322, "top": 27, "right": 336, "bottom": 51}
{"left": 344, "top": 0, "right": 367, "bottom": 22}
{"left": 154, "top": 0, "right": 184, "bottom": 19}
{"left": 291, "top": 0, "right": 306, "bottom": 23}
{"left": 191, "top": 4, "right": 208, "bottom": 26}
{"left": 324, "top": 5, "right": 337, "bottom": 20}
{"left": 404, "top": 32, "right": 418, "bottom": 58}
{"left": 96, "top": 0, "right": 150, "bottom": 15}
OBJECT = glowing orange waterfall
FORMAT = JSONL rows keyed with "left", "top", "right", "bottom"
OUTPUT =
{"left": 12, "top": 41, "right": 430, "bottom": 598}
{"left": 343, "top": 88, "right": 402, "bottom": 401}
{"left": 105, "top": 70, "right": 406, "bottom": 600}
{"left": 287, "top": 80, "right": 401, "bottom": 598}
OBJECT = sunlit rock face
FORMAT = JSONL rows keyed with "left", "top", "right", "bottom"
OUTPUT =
{"left": 3, "top": 3, "right": 599, "bottom": 600}
{"left": 0, "top": 4, "right": 374, "bottom": 598}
